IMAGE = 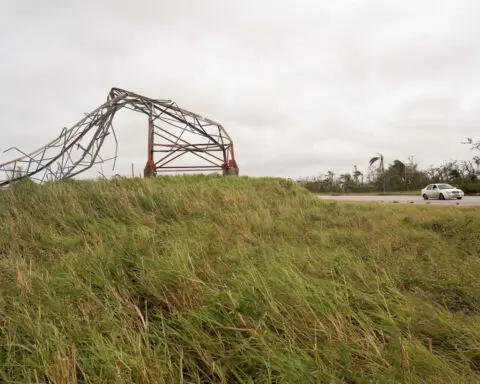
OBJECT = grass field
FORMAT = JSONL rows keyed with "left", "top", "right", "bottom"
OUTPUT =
{"left": 1, "top": 176, "right": 479, "bottom": 383}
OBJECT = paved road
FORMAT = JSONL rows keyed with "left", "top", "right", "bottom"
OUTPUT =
{"left": 318, "top": 195, "right": 480, "bottom": 206}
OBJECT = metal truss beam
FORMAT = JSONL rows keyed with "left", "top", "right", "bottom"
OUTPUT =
{"left": 0, "top": 88, "right": 239, "bottom": 187}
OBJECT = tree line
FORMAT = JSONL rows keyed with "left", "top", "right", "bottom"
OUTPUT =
{"left": 298, "top": 138, "right": 480, "bottom": 194}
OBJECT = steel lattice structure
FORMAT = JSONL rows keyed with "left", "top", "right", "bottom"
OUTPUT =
{"left": 0, "top": 88, "right": 239, "bottom": 187}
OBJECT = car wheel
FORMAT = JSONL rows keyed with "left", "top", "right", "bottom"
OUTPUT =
{"left": 423, "top": 194, "right": 428, "bottom": 200}
{"left": 439, "top": 193, "right": 445, "bottom": 200}
{"left": 457, "top": 197, "right": 462, "bottom": 200}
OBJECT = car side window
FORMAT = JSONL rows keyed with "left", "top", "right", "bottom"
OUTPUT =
{"left": 426, "top": 185, "right": 432, "bottom": 190}
{"left": 433, "top": 185, "right": 437, "bottom": 189}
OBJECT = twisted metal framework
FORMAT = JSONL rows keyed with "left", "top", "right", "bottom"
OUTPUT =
{"left": 0, "top": 88, "right": 238, "bottom": 187}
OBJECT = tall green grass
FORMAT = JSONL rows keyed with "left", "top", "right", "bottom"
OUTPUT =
{"left": 0, "top": 175, "right": 479, "bottom": 383}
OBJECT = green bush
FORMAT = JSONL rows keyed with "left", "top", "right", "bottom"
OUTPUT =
{"left": 457, "top": 181, "right": 480, "bottom": 195}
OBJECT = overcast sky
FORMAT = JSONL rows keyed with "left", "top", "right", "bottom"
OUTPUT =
{"left": 1, "top": 0, "right": 479, "bottom": 179}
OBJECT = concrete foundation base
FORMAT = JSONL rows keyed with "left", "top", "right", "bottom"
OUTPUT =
{"left": 143, "top": 164, "right": 156, "bottom": 178}
{"left": 223, "top": 167, "right": 239, "bottom": 176}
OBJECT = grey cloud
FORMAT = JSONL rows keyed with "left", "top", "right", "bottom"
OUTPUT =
{"left": 1, "top": 0, "right": 479, "bottom": 179}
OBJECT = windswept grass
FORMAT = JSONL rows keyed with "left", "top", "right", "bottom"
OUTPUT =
{"left": 0, "top": 175, "right": 479, "bottom": 383}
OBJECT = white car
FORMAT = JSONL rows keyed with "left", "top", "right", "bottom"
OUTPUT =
{"left": 421, "top": 183, "right": 464, "bottom": 200}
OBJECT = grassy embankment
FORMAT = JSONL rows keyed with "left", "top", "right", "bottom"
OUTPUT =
{"left": 0, "top": 176, "right": 479, "bottom": 383}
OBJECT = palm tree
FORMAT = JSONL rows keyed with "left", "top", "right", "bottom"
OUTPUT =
{"left": 392, "top": 160, "right": 405, "bottom": 175}
{"left": 369, "top": 153, "right": 385, "bottom": 192}
{"left": 325, "top": 170, "right": 335, "bottom": 192}
{"left": 463, "top": 138, "right": 480, "bottom": 178}
{"left": 353, "top": 165, "right": 363, "bottom": 184}
{"left": 339, "top": 173, "right": 352, "bottom": 191}
{"left": 392, "top": 159, "right": 406, "bottom": 188}
{"left": 474, "top": 156, "right": 480, "bottom": 177}
{"left": 463, "top": 137, "right": 480, "bottom": 151}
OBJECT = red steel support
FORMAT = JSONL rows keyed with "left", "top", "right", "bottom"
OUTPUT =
{"left": 144, "top": 116, "right": 156, "bottom": 177}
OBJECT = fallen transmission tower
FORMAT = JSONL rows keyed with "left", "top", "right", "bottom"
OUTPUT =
{"left": 0, "top": 88, "right": 239, "bottom": 187}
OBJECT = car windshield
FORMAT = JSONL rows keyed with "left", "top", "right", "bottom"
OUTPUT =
{"left": 438, "top": 184, "right": 454, "bottom": 190}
